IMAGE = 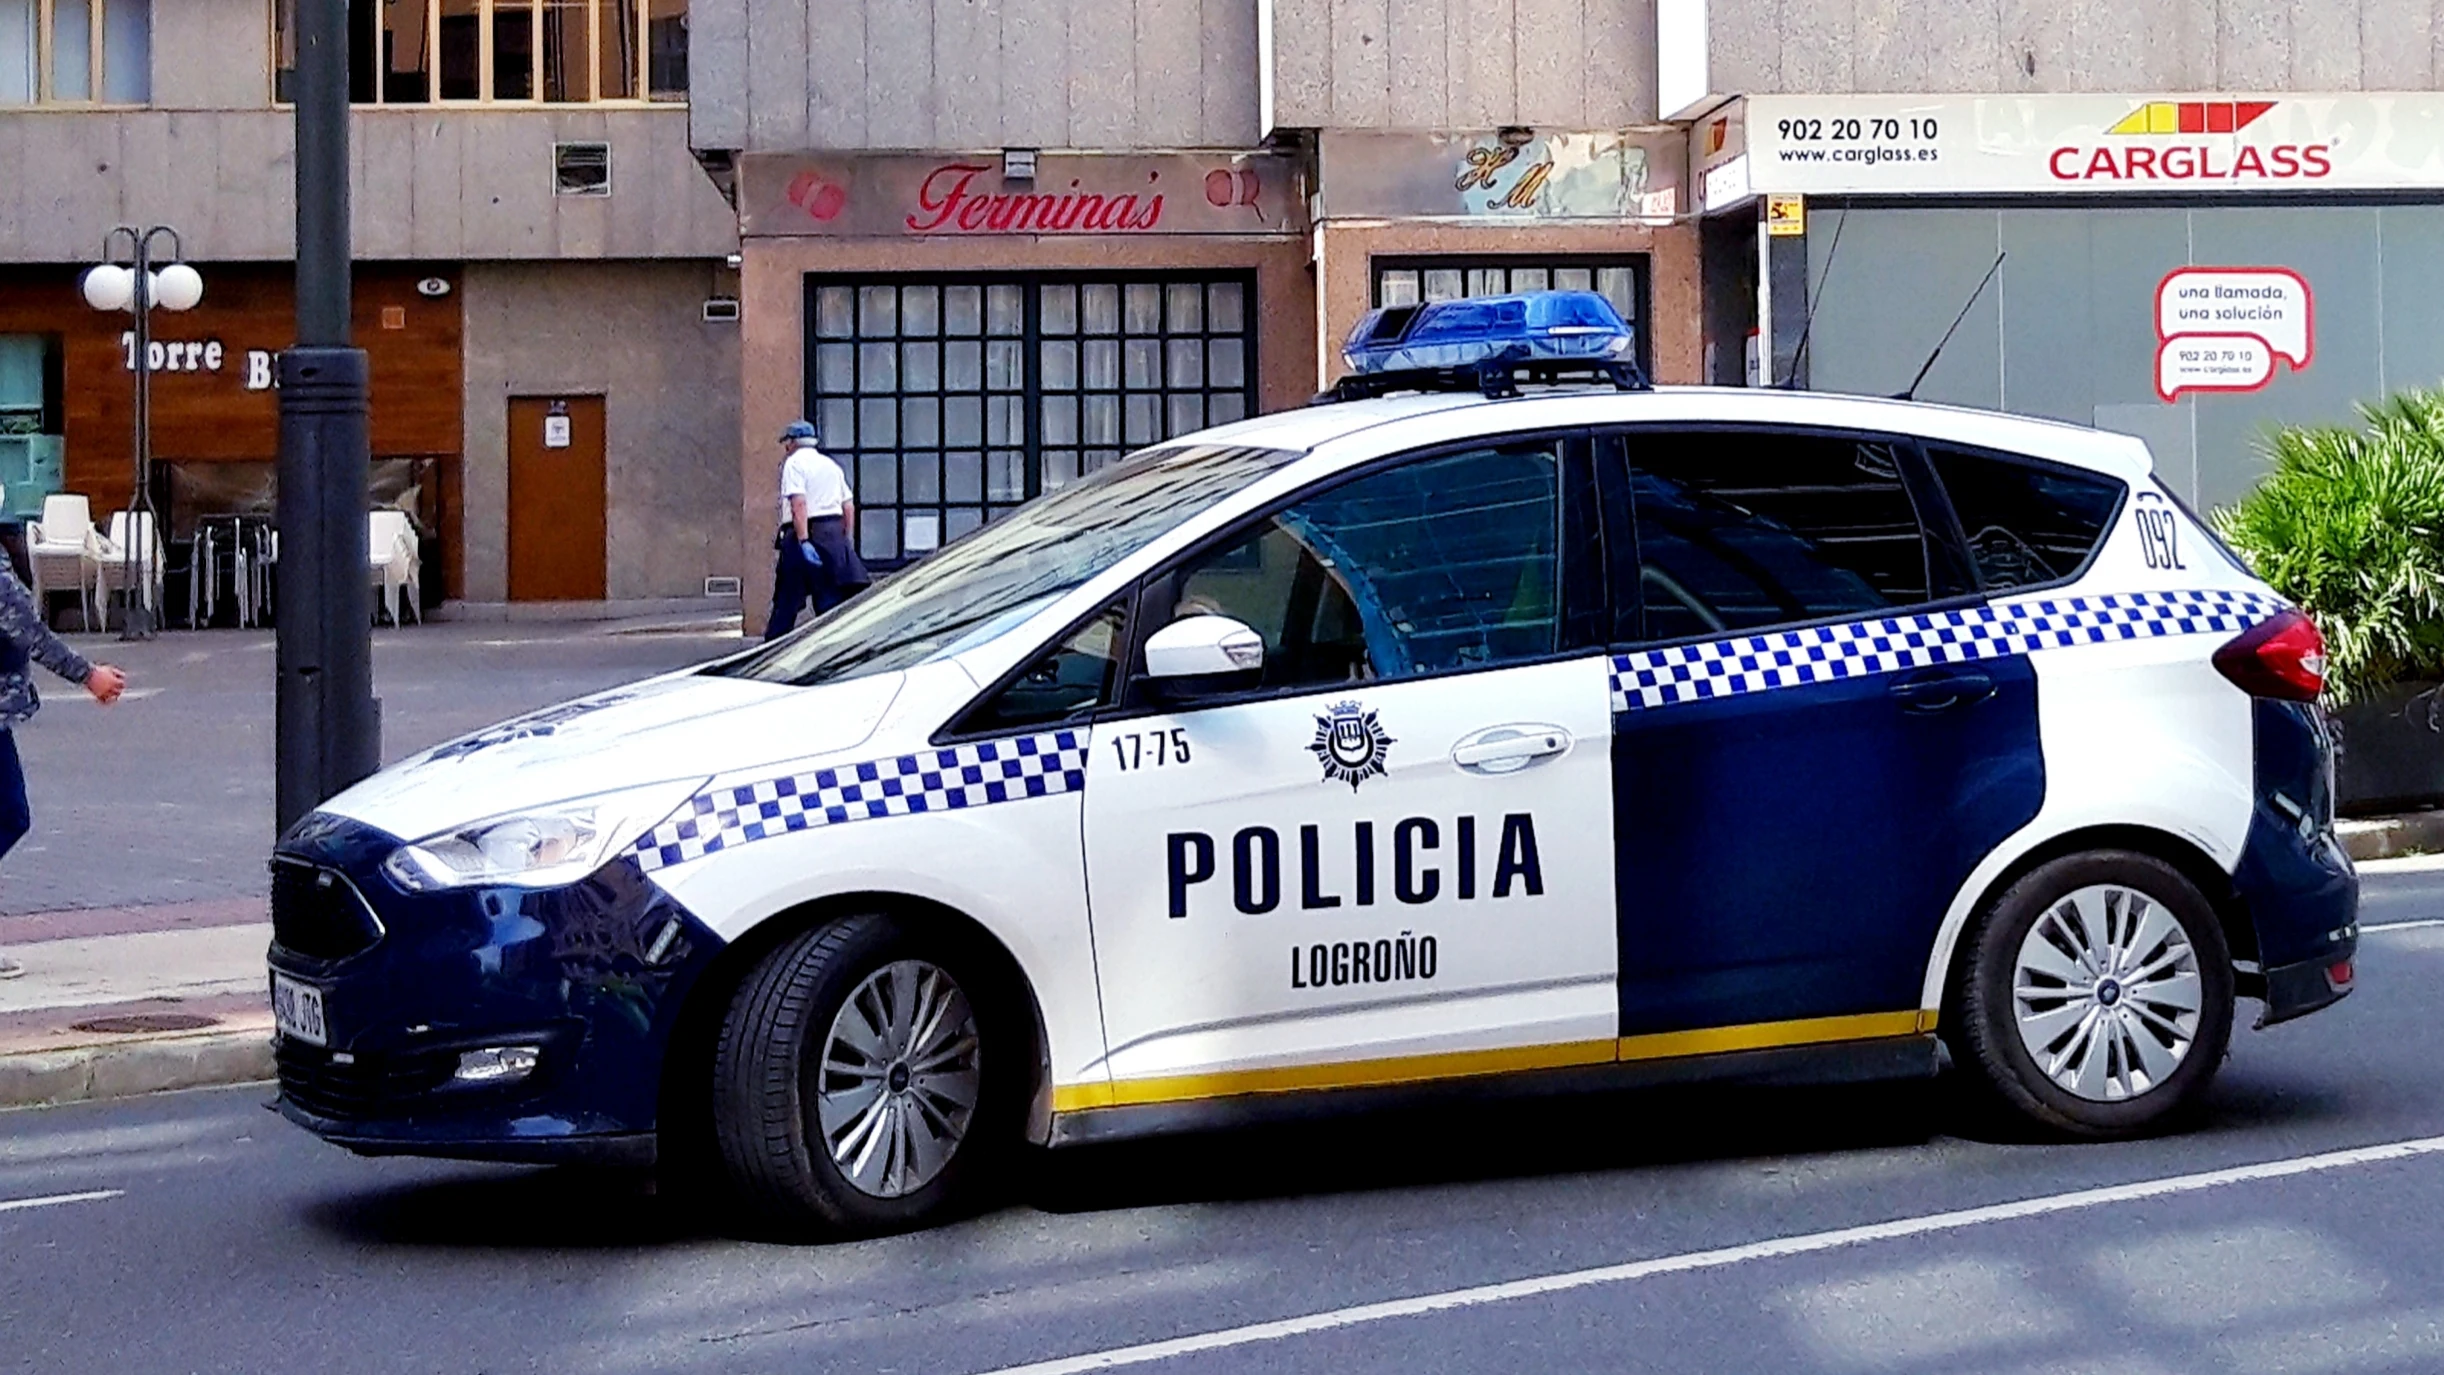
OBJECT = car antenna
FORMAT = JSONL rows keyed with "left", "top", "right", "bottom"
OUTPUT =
{"left": 1778, "top": 204, "right": 1846, "bottom": 389}
{"left": 1896, "top": 252, "right": 2006, "bottom": 402}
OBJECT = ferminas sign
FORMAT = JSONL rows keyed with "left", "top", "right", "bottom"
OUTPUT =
{"left": 1734, "top": 93, "right": 2444, "bottom": 195}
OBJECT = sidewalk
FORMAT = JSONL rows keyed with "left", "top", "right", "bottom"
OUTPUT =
{"left": 0, "top": 898, "right": 273, "bottom": 1109}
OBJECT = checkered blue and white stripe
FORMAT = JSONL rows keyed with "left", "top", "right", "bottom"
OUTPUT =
{"left": 631, "top": 729, "right": 1090, "bottom": 874}
{"left": 1609, "top": 589, "right": 2285, "bottom": 713}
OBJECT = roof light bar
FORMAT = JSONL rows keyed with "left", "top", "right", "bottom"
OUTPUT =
{"left": 1317, "top": 290, "right": 1649, "bottom": 403}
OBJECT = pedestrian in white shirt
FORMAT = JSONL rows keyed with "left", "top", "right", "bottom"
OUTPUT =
{"left": 765, "top": 419, "right": 869, "bottom": 639}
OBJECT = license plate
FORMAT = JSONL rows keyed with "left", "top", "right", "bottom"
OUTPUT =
{"left": 271, "top": 972, "right": 328, "bottom": 1047}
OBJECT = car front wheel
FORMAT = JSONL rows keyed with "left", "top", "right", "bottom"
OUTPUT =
{"left": 1950, "top": 850, "right": 2236, "bottom": 1139}
{"left": 710, "top": 911, "right": 1012, "bottom": 1237}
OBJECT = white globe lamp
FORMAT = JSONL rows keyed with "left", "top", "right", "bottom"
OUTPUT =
{"left": 81, "top": 263, "right": 134, "bottom": 312}
{"left": 152, "top": 262, "right": 204, "bottom": 312}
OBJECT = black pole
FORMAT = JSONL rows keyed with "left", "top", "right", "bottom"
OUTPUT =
{"left": 275, "top": 0, "right": 378, "bottom": 836}
{"left": 124, "top": 232, "right": 152, "bottom": 640}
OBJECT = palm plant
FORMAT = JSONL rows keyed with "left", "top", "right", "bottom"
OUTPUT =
{"left": 2215, "top": 389, "right": 2444, "bottom": 706}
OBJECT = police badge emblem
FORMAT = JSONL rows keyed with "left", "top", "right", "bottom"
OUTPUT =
{"left": 1309, "top": 700, "right": 1394, "bottom": 790}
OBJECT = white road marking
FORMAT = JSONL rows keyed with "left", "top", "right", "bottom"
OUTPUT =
{"left": 2363, "top": 919, "right": 2444, "bottom": 933}
{"left": 971, "top": 1134, "right": 2444, "bottom": 1375}
{"left": 0, "top": 1190, "right": 121, "bottom": 1216}
{"left": 2355, "top": 853, "right": 2444, "bottom": 874}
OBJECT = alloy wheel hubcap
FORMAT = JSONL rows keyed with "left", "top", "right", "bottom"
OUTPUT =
{"left": 2012, "top": 884, "right": 2204, "bottom": 1102}
{"left": 813, "top": 959, "right": 981, "bottom": 1199}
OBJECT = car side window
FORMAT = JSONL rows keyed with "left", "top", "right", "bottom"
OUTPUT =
{"left": 1625, "top": 430, "right": 1937, "bottom": 642}
{"left": 1164, "top": 441, "right": 1563, "bottom": 692}
{"left": 1926, "top": 445, "right": 2126, "bottom": 591}
{"left": 963, "top": 606, "right": 1126, "bottom": 733}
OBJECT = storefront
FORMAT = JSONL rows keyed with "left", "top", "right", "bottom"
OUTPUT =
{"left": 732, "top": 150, "right": 1315, "bottom": 577}
{"left": 1312, "top": 129, "right": 1703, "bottom": 387}
{"left": 0, "top": 262, "right": 465, "bottom": 606}
{"left": 1693, "top": 93, "right": 2444, "bottom": 506}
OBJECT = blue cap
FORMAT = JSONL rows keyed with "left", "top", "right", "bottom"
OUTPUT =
{"left": 779, "top": 419, "right": 818, "bottom": 443}
{"left": 1342, "top": 290, "right": 1635, "bottom": 375}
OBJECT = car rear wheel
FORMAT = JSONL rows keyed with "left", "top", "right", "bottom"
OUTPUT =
{"left": 710, "top": 911, "right": 1013, "bottom": 1237}
{"left": 1949, "top": 850, "right": 2235, "bottom": 1139}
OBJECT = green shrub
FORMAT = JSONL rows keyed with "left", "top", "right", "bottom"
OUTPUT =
{"left": 2215, "top": 389, "right": 2444, "bottom": 705}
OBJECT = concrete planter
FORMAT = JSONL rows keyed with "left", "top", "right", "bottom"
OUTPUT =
{"left": 2335, "top": 680, "right": 2444, "bottom": 816}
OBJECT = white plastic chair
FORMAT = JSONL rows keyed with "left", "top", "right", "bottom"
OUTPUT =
{"left": 89, "top": 509, "right": 164, "bottom": 629}
{"left": 26, "top": 493, "right": 97, "bottom": 631}
{"left": 369, "top": 510, "right": 419, "bottom": 625}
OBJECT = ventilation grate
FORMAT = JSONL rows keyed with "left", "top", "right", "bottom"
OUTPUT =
{"left": 554, "top": 142, "right": 612, "bottom": 197}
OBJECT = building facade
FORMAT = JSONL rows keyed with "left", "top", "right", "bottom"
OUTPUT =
{"left": 680, "top": 0, "right": 2444, "bottom": 615}
{"left": 2, "top": 0, "right": 741, "bottom": 615}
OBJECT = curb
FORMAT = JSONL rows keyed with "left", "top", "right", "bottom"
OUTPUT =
{"left": 2340, "top": 813, "right": 2444, "bottom": 863}
{"left": 0, "top": 1030, "right": 273, "bottom": 1111}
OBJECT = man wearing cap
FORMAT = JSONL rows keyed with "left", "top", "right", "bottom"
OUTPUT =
{"left": 766, "top": 419, "right": 868, "bottom": 640}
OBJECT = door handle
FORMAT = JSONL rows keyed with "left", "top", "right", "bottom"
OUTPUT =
{"left": 1889, "top": 670, "right": 1996, "bottom": 714}
{"left": 1452, "top": 724, "right": 1572, "bottom": 774}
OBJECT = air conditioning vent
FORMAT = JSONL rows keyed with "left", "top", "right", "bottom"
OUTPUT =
{"left": 702, "top": 297, "right": 740, "bottom": 322}
{"left": 705, "top": 576, "right": 741, "bottom": 598}
{"left": 554, "top": 142, "right": 611, "bottom": 197}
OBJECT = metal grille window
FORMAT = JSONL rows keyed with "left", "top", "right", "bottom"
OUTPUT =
{"left": 806, "top": 273, "right": 1257, "bottom": 567}
{"left": 1373, "top": 256, "right": 1649, "bottom": 376}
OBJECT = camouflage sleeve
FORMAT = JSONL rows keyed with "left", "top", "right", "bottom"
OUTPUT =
{"left": 0, "top": 556, "right": 91, "bottom": 685}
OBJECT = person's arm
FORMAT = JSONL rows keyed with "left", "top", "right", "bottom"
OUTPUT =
{"left": 0, "top": 560, "right": 121, "bottom": 702}
{"left": 790, "top": 493, "right": 811, "bottom": 544}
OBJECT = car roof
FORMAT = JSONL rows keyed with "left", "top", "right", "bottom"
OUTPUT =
{"left": 1191, "top": 386, "right": 2156, "bottom": 484}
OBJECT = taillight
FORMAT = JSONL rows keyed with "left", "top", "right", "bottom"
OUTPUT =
{"left": 2213, "top": 608, "right": 2327, "bottom": 701}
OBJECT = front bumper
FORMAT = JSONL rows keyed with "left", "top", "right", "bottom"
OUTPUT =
{"left": 267, "top": 811, "right": 723, "bottom": 1163}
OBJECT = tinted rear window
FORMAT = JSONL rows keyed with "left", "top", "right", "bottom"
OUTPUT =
{"left": 1626, "top": 431, "right": 1935, "bottom": 642}
{"left": 1928, "top": 446, "right": 2125, "bottom": 592}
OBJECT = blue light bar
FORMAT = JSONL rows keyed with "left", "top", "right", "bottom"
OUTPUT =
{"left": 1343, "top": 290, "right": 1637, "bottom": 374}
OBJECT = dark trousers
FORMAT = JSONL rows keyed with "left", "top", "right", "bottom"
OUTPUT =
{"left": 0, "top": 731, "right": 28, "bottom": 862}
{"left": 765, "top": 526, "right": 852, "bottom": 641}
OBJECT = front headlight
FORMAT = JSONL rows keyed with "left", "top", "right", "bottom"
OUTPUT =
{"left": 381, "top": 777, "right": 709, "bottom": 892}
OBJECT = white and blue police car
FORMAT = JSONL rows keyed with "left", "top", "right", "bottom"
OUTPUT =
{"left": 269, "top": 292, "right": 2356, "bottom": 1238}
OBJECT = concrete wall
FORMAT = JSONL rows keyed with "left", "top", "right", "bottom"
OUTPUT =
{"left": 0, "top": 108, "right": 734, "bottom": 262}
{"left": 459, "top": 260, "right": 743, "bottom": 603}
{"left": 1706, "top": 0, "right": 2444, "bottom": 95}
{"left": 1267, "top": 0, "right": 1659, "bottom": 131}
{"left": 151, "top": 0, "right": 277, "bottom": 109}
{"left": 689, "top": 0, "right": 1261, "bottom": 152}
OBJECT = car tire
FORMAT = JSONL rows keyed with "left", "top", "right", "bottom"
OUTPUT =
{"left": 710, "top": 911, "right": 1016, "bottom": 1238}
{"left": 1948, "top": 850, "right": 2236, "bottom": 1140}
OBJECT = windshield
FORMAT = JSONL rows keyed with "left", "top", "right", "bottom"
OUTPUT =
{"left": 712, "top": 443, "right": 1304, "bottom": 686}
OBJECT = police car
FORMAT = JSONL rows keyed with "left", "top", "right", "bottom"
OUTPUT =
{"left": 268, "top": 292, "right": 2356, "bottom": 1238}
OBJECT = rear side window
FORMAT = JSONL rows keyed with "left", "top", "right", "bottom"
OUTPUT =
{"left": 1624, "top": 430, "right": 1937, "bottom": 642}
{"left": 1927, "top": 446, "right": 2124, "bottom": 592}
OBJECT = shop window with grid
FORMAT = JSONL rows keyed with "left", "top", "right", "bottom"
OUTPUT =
{"left": 1373, "top": 256, "right": 1649, "bottom": 377}
{"left": 806, "top": 274, "right": 1257, "bottom": 567}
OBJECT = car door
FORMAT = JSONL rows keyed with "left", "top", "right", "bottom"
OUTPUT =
{"left": 1604, "top": 426, "right": 2047, "bottom": 1045}
{"left": 1078, "top": 435, "right": 1620, "bottom": 1098}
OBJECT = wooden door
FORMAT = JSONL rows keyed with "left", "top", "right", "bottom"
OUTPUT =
{"left": 506, "top": 396, "right": 606, "bottom": 601}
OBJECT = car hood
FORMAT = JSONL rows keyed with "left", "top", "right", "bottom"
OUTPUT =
{"left": 314, "top": 668, "right": 906, "bottom": 843}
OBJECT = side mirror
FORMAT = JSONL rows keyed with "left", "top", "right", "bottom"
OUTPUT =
{"left": 1142, "top": 615, "right": 1265, "bottom": 698}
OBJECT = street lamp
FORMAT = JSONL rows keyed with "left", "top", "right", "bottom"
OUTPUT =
{"left": 81, "top": 227, "right": 201, "bottom": 641}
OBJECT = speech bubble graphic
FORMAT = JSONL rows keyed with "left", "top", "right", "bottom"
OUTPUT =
{"left": 2156, "top": 267, "right": 2313, "bottom": 369}
{"left": 2157, "top": 333, "right": 2276, "bottom": 402}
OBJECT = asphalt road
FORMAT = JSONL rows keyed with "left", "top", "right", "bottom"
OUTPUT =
{"left": 3, "top": 621, "right": 736, "bottom": 913}
{"left": 0, "top": 870, "right": 2436, "bottom": 1373}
